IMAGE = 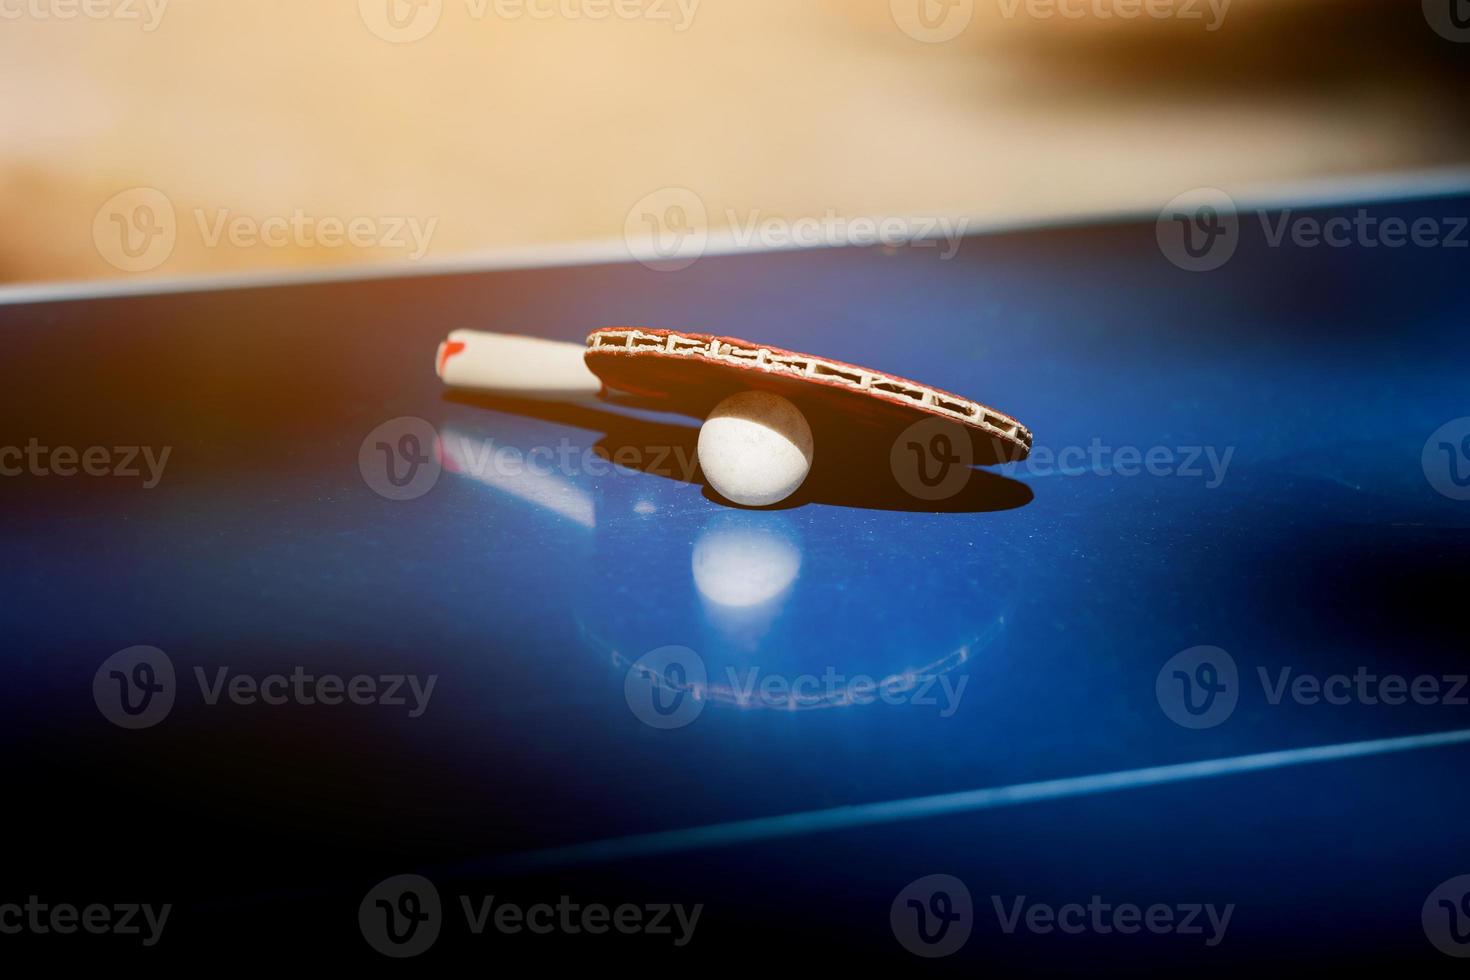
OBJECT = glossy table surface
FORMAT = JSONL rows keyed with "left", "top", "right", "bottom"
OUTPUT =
{"left": 2, "top": 193, "right": 1468, "bottom": 968}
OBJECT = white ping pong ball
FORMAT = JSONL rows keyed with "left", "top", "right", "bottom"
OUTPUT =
{"left": 697, "top": 391, "right": 814, "bottom": 507}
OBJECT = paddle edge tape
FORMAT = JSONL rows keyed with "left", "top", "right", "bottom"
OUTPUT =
{"left": 584, "top": 326, "right": 1032, "bottom": 464}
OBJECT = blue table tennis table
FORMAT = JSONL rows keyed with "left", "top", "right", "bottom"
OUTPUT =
{"left": 1, "top": 184, "right": 1467, "bottom": 969}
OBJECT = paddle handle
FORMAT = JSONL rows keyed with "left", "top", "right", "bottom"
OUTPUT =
{"left": 435, "top": 330, "right": 602, "bottom": 401}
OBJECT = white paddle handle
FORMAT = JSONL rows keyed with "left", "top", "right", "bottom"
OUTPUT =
{"left": 435, "top": 330, "right": 602, "bottom": 400}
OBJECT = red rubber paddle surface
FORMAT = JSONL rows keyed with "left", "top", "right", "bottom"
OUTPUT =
{"left": 583, "top": 327, "right": 1032, "bottom": 465}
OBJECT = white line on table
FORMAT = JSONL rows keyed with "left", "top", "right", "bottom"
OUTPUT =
{"left": 485, "top": 726, "right": 1470, "bottom": 872}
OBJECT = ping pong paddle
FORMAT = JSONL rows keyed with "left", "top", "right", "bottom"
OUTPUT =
{"left": 436, "top": 327, "right": 1032, "bottom": 465}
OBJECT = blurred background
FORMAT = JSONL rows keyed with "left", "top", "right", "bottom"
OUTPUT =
{"left": 1, "top": 0, "right": 1467, "bottom": 286}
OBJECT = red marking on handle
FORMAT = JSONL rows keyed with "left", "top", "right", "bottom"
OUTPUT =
{"left": 437, "top": 340, "right": 466, "bottom": 377}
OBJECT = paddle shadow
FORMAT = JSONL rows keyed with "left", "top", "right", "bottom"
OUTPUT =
{"left": 442, "top": 390, "right": 1033, "bottom": 514}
